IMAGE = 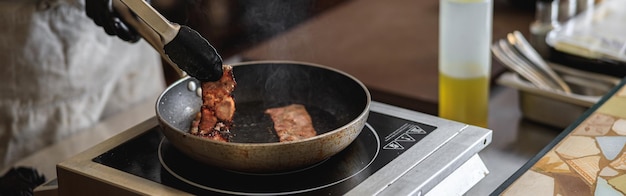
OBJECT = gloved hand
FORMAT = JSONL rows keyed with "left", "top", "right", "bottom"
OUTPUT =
{"left": 0, "top": 167, "right": 46, "bottom": 196}
{"left": 86, "top": 0, "right": 141, "bottom": 42}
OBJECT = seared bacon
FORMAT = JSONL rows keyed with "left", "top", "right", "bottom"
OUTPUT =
{"left": 265, "top": 104, "right": 317, "bottom": 142}
{"left": 190, "top": 65, "right": 236, "bottom": 142}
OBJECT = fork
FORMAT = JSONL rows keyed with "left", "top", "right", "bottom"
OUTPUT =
{"left": 491, "top": 40, "right": 562, "bottom": 92}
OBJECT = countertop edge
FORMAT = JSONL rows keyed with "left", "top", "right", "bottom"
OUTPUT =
{"left": 491, "top": 77, "right": 626, "bottom": 195}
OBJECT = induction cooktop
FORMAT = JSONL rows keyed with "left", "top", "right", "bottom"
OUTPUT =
{"left": 57, "top": 101, "right": 492, "bottom": 195}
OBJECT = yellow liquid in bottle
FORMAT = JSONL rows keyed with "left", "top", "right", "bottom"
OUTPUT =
{"left": 439, "top": 72, "right": 489, "bottom": 128}
{"left": 439, "top": 0, "right": 492, "bottom": 128}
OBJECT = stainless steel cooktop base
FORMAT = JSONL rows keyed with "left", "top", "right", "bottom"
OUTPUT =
{"left": 54, "top": 101, "right": 492, "bottom": 195}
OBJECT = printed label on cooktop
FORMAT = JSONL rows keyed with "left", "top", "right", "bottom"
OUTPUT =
{"left": 382, "top": 124, "right": 432, "bottom": 150}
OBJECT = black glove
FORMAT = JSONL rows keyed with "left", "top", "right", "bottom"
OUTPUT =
{"left": 0, "top": 167, "right": 46, "bottom": 196}
{"left": 86, "top": 0, "right": 141, "bottom": 43}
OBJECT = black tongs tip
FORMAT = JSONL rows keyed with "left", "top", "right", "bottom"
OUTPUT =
{"left": 164, "top": 25, "right": 224, "bottom": 82}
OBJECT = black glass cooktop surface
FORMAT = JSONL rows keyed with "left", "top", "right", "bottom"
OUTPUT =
{"left": 92, "top": 112, "right": 436, "bottom": 195}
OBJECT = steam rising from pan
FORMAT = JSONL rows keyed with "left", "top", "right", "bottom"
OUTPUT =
{"left": 264, "top": 64, "right": 312, "bottom": 107}
{"left": 240, "top": 0, "right": 313, "bottom": 42}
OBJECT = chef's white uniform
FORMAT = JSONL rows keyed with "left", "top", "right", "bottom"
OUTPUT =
{"left": 0, "top": 0, "right": 165, "bottom": 169}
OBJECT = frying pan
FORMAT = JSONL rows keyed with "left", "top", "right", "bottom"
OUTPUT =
{"left": 156, "top": 61, "right": 371, "bottom": 173}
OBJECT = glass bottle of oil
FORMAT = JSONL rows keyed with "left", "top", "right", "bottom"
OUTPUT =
{"left": 438, "top": 0, "right": 493, "bottom": 128}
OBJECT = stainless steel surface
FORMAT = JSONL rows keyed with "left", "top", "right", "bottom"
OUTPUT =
{"left": 497, "top": 63, "right": 619, "bottom": 128}
{"left": 492, "top": 39, "right": 555, "bottom": 91}
{"left": 57, "top": 117, "right": 187, "bottom": 196}
{"left": 56, "top": 101, "right": 490, "bottom": 195}
{"left": 375, "top": 126, "right": 490, "bottom": 196}
{"left": 425, "top": 154, "right": 488, "bottom": 195}
{"left": 113, "top": 0, "right": 184, "bottom": 78}
{"left": 529, "top": 0, "right": 559, "bottom": 58}
{"left": 507, "top": 31, "right": 572, "bottom": 94}
{"left": 345, "top": 102, "right": 492, "bottom": 195}
{"left": 493, "top": 33, "right": 572, "bottom": 93}
{"left": 119, "top": 0, "right": 180, "bottom": 43}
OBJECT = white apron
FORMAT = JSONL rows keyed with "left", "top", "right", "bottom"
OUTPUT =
{"left": 0, "top": 0, "right": 165, "bottom": 169}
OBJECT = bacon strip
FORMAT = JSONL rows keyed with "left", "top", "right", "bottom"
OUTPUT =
{"left": 190, "top": 65, "right": 236, "bottom": 142}
{"left": 265, "top": 104, "right": 317, "bottom": 142}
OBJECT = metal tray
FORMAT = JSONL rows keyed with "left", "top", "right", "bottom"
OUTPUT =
{"left": 497, "top": 63, "right": 621, "bottom": 128}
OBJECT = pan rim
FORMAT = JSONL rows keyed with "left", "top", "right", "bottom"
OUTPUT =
{"left": 156, "top": 60, "right": 371, "bottom": 147}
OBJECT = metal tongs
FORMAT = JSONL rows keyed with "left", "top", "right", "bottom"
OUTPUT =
{"left": 113, "top": 0, "right": 223, "bottom": 82}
